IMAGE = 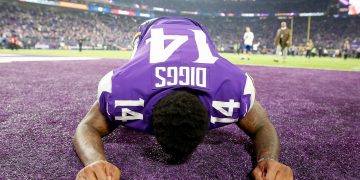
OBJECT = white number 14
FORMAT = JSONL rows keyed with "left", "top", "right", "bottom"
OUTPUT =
{"left": 211, "top": 99, "right": 241, "bottom": 124}
{"left": 113, "top": 98, "right": 240, "bottom": 124}
{"left": 114, "top": 98, "right": 144, "bottom": 122}
{"left": 146, "top": 28, "right": 218, "bottom": 64}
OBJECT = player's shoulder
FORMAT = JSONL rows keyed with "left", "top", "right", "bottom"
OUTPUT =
{"left": 97, "top": 71, "right": 114, "bottom": 99}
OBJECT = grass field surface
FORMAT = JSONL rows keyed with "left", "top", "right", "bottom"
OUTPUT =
{"left": 0, "top": 49, "right": 359, "bottom": 71}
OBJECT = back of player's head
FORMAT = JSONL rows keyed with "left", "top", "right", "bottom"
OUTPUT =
{"left": 152, "top": 91, "right": 208, "bottom": 163}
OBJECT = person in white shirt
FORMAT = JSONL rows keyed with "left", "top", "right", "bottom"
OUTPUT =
{"left": 349, "top": 0, "right": 360, "bottom": 15}
{"left": 243, "top": 27, "right": 254, "bottom": 60}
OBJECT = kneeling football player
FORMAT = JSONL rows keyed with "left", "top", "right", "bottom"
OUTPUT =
{"left": 73, "top": 17, "right": 293, "bottom": 180}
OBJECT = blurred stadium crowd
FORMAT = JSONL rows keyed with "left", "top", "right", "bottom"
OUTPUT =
{"left": 0, "top": 0, "right": 359, "bottom": 58}
{"left": 119, "top": 0, "right": 332, "bottom": 13}
{"left": 0, "top": 2, "right": 138, "bottom": 50}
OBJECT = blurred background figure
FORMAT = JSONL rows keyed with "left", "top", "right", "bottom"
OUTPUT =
{"left": 306, "top": 39, "right": 314, "bottom": 59}
{"left": 9, "top": 35, "right": 18, "bottom": 50}
{"left": 242, "top": 26, "right": 254, "bottom": 60}
{"left": 318, "top": 46, "right": 323, "bottom": 57}
{"left": 289, "top": 44, "right": 297, "bottom": 56}
{"left": 233, "top": 42, "right": 238, "bottom": 54}
{"left": 0, "top": 35, "right": 6, "bottom": 49}
{"left": 274, "top": 22, "right": 291, "bottom": 62}
{"left": 343, "top": 39, "right": 351, "bottom": 60}
{"left": 78, "top": 38, "right": 85, "bottom": 52}
{"left": 253, "top": 41, "right": 260, "bottom": 54}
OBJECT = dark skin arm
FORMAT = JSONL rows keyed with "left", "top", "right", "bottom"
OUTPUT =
{"left": 238, "top": 100, "right": 293, "bottom": 180}
{"left": 73, "top": 101, "right": 121, "bottom": 180}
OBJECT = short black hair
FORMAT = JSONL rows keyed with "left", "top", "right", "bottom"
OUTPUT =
{"left": 152, "top": 91, "right": 208, "bottom": 163}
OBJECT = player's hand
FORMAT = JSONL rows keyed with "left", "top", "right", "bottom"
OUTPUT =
{"left": 252, "top": 160, "right": 293, "bottom": 180}
{"left": 76, "top": 160, "right": 121, "bottom": 180}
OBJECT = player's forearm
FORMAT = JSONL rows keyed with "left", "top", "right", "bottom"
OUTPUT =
{"left": 73, "top": 123, "right": 107, "bottom": 166}
{"left": 253, "top": 122, "right": 280, "bottom": 162}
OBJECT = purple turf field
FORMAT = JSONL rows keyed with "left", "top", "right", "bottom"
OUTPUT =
{"left": 1, "top": 59, "right": 359, "bottom": 179}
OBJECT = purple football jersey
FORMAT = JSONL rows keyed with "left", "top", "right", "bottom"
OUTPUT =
{"left": 98, "top": 17, "right": 255, "bottom": 134}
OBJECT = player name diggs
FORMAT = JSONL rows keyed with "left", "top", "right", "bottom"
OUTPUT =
{"left": 154, "top": 66, "right": 207, "bottom": 88}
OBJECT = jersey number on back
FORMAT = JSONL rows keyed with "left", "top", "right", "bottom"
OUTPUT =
{"left": 115, "top": 29, "right": 239, "bottom": 123}
{"left": 146, "top": 28, "right": 218, "bottom": 64}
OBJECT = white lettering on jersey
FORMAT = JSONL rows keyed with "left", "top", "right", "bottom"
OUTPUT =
{"left": 190, "top": 67, "right": 195, "bottom": 86}
{"left": 210, "top": 117, "right": 239, "bottom": 124}
{"left": 210, "top": 74, "right": 256, "bottom": 124}
{"left": 196, "top": 67, "right": 206, "bottom": 88}
{"left": 114, "top": 98, "right": 144, "bottom": 122}
{"left": 146, "top": 28, "right": 218, "bottom": 64}
{"left": 191, "top": 30, "right": 218, "bottom": 64}
{"left": 155, "top": 67, "right": 166, "bottom": 87}
{"left": 146, "top": 28, "right": 188, "bottom": 64}
{"left": 179, "top": 66, "right": 190, "bottom": 85}
{"left": 167, "top": 67, "right": 178, "bottom": 86}
{"left": 211, "top": 99, "right": 241, "bottom": 124}
{"left": 155, "top": 66, "right": 207, "bottom": 88}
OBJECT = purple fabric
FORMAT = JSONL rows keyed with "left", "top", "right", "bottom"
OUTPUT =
{"left": 101, "top": 17, "right": 251, "bottom": 133}
{"left": 0, "top": 60, "right": 359, "bottom": 179}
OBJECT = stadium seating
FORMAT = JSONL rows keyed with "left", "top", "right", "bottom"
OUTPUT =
{"left": 0, "top": 1, "right": 359, "bottom": 56}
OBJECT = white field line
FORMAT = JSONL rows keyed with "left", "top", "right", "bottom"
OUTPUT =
{"left": 0, "top": 54, "right": 22, "bottom": 57}
{"left": 0, "top": 56, "right": 100, "bottom": 63}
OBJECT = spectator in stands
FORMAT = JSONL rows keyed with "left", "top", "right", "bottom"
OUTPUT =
{"left": 0, "top": 1, "right": 359, "bottom": 53}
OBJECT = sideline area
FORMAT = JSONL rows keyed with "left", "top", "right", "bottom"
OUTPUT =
{"left": 0, "top": 49, "right": 359, "bottom": 71}
{"left": 0, "top": 54, "right": 100, "bottom": 63}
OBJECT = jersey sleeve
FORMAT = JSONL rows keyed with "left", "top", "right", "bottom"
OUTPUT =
{"left": 242, "top": 73, "right": 256, "bottom": 115}
{"left": 97, "top": 71, "right": 113, "bottom": 99}
{"left": 207, "top": 71, "right": 256, "bottom": 128}
{"left": 97, "top": 71, "right": 114, "bottom": 122}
